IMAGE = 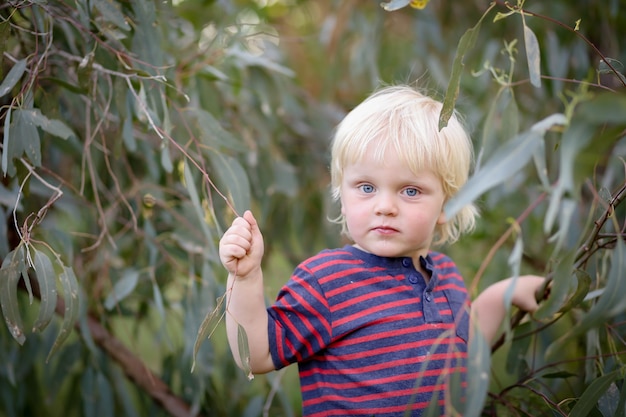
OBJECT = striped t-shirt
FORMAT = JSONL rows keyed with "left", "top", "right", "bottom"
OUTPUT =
{"left": 267, "top": 245, "right": 470, "bottom": 417}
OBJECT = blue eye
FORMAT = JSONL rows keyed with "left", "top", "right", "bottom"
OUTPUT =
{"left": 360, "top": 184, "right": 375, "bottom": 193}
{"left": 405, "top": 188, "right": 418, "bottom": 197}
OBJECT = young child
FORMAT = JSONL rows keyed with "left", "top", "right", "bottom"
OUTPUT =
{"left": 218, "top": 85, "right": 544, "bottom": 416}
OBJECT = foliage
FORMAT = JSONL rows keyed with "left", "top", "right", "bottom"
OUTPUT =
{"left": 0, "top": 0, "right": 625, "bottom": 416}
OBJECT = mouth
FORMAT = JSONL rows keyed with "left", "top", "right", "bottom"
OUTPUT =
{"left": 372, "top": 226, "right": 399, "bottom": 235}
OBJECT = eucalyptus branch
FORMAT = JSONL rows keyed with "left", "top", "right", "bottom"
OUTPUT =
{"left": 16, "top": 159, "right": 64, "bottom": 236}
{"left": 575, "top": 180, "right": 626, "bottom": 268}
{"left": 468, "top": 192, "right": 547, "bottom": 296}
{"left": 18, "top": 275, "right": 203, "bottom": 417}
{"left": 81, "top": 71, "right": 116, "bottom": 252}
{"left": 495, "top": 0, "right": 626, "bottom": 88}
{"left": 492, "top": 179, "right": 626, "bottom": 353}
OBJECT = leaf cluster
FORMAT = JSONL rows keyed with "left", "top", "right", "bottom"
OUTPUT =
{"left": 0, "top": 0, "right": 625, "bottom": 416}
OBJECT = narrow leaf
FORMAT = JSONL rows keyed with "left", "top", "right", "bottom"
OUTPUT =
{"left": 478, "top": 87, "right": 519, "bottom": 167}
{"left": 502, "top": 233, "right": 523, "bottom": 336}
{"left": 237, "top": 323, "right": 254, "bottom": 381}
{"left": 546, "top": 240, "right": 626, "bottom": 358}
{"left": 182, "top": 162, "right": 216, "bottom": 255}
{"left": 227, "top": 47, "right": 295, "bottom": 77}
{"left": 616, "top": 379, "right": 626, "bottom": 417}
{"left": 186, "top": 108, "right": 246, "bottom": 152}
{"left": 523, "top": 24, "right": 542, "bottom": 87}
{"left": 446, "top": 114, "right": 566, "bottom": 220}
{"left": 0, "top": 59, "right": 27, "bottom": 98}
{"left": 7, "top": 109, "right": 41, "bottom": 177}
{"left": 46, "top": 266, "right": 80, "bottom": 362}
{"left": 439, "top": 4, "right": 496, "bottom": 130}
{"left": 505, "top": 322, "right": 532, "bottom": 376}
{"left": 0, "top": 246, "right": 27, "bottom": 344}
{"left": 462, "top": 322, "right": 491, "bottom": 417}
{"left": 534, "top": 250, "right": 576, "bottom": 320}
{"left": 32, "top": 249, "right": 58, "bottom": 332}
{"left": 544, "top": 121, "right": 594, "bottom": 234}
{"left": 191, "top": 293, "right": 226, "bottom": 372}
{"left": 556, "top": 270, "right": 591, "bottom": 315}
{"left": 569, "top": 370, "right": 621, "bottom": 417}
{"left": 104, "top": 269, "right": 139, "bottom": 310}
{"left": 445, "top": 130, "right": 540, "bottom": 220}
{"left": 160, "top": 143, "right": 173, "bottom": 173}
{"left": 151, "top": 281, "right": 165, "bottom": 319}
{"left": 21, "top": 108, "right": 74, "bottom": 140}
{"left": 2, "top": 106, "right": 12, "bottom": 176}
{"left": 208, "top": 152, "right": 251, "bottom": 216}
{"left": 542, "top": 371, "right": 578, "bottom": 379}
{"left": 93, "top": 0, "right": 130, "bottom": 31}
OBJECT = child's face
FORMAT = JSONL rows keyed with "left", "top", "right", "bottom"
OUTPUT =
{"left": 340, "top": 145, "right": 446, "bottom": 263}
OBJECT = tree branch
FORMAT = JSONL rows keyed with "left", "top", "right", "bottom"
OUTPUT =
{"left": 23, "top": 279, "right": 204, "bottom": 417}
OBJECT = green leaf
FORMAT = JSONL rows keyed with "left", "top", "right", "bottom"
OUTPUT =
{"left": 186, "top": 108, "right": 246, "bottom": 152}
{"left": 227, "top": 46, "right": 295, "bottom": 77}
{"left": 505, "top": 322, "right": 532, "bottom": 376}
{"left": 0, "top": 246, "right": 27, "bottom": 344}
{"left": 31, "top": 249, "right": 58, "bottom": 332}
{"left": 569, "top": 370, "right": 621, "bottom": 417}
{"left": 446, "top": 113, "right": 566, "bottom": 220}
{"left": 547, "top": 239, "right": 626, "bottom": 358}
{"left": 104, "top": 269, "right": 140, "bottom": 310}
{"left": 0, "top": 59, "right": 27, "bottom": 98}
{"left": 578, "top": 91, "right": 626, "bottom": 125}
{"left": 209, "top": 151, "right": 251, "bottom": 216}
{"left": 544, "top": 120, "right": 595, "bottom": 236}
{"left": 182, "top": 162, "right": 216, "bottom": 256}
{"left": 160, "top": 142, "right": 173, "bottom": 173}
{"left": 20, "top": 108, "right": 75, "bottom": 140}
{"left": 46, "top": 266, "right": 80, "bottom": 362}
{"left": 541, "top": 371, "right": 578, "bottom": 379}
{"left": 439, "top": 3, "right": 496, "bottom": 130}
{"left": 462, "top": 322, "right": 491, "bottom": 417}
{"left": 502, "top": 234, "right": 524, "bottom": 336}
{"left": 5, "top": 109, "right": 42, "bottom": 177}
{"left": 523, "top": 24, "right": 542, "bottom": 88}
{"left": 556, "top": 270, "right": 591, "bottom": 315}
{"left": 151, "top": 281, "right": 165, "bottom": 319}
{"left": 93, "top": 0, "right": 130, "bottom": 31}
{"left": 478, "top": 87, "right": 519, "bottom": 168}
{"left": 534, "top": 249, "right": 576, "bottom": 320}
{"left": 616, "top": 379, "right": 626, "bottom": 417}
{"left": 237, "top": 323, "right": 254, "bottom": 381}
{"left": 191, "top": 293, "right": 226, "bottom": 373}
{"left": 2, "top": 105, "right": 12, "bottom": 178}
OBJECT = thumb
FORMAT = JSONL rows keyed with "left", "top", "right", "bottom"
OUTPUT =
{"left": 242, "top": 210, "right": 264, "bottom": 250}
{"left": 243, "top": 210, "right": 259, "bottom": 234}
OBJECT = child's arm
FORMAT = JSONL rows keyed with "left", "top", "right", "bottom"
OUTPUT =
{"left": 219, "top": 210, "right": 275, "bottom": 374}
{"left": 471, "top": 275, "right": 545, "bottom": 344}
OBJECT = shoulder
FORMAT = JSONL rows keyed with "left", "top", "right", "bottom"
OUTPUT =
{"left": 429, "top": 251, "right": 466, "bottom": 290}
{"left": 297, "top": 246, "right": 362, "bottom": 272}
{"left": 428, "top": 251, "right": 459, "bottom": 270}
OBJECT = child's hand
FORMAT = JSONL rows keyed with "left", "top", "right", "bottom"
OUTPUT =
{"left": 510, "top": 275, "right": 547, "bottom": 313}
{"left": 219, "top": 210, "right": 264, "bottom": 278}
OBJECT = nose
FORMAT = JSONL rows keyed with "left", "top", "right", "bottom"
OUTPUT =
{"left": 375, "top": 192, "right": 398, "bottom": 216}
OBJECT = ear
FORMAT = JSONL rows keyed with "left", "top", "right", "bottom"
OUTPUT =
{"left": 436, "top": 209, "right": 447, "bottom": 225}
{"left": 339, "top": 192, "right": 346, "bottom": 215}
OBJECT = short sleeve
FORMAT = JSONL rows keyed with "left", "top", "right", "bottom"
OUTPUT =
{"left": 267, "top": 264, "right": 333, "bottom": 369}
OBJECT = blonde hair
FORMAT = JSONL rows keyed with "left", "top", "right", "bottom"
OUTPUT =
{"left": 330, "top": 85, "right": 477, "bottom": 246}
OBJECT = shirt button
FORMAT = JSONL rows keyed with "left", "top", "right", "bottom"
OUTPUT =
{"left": 425, "top": 293, "right": 432, "bottom": 302}
{"left": 402, "top": 259, "right": 412, "bottom": 268}
{"left": 408, "top": 275, "right": 419, "bottom": 284}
